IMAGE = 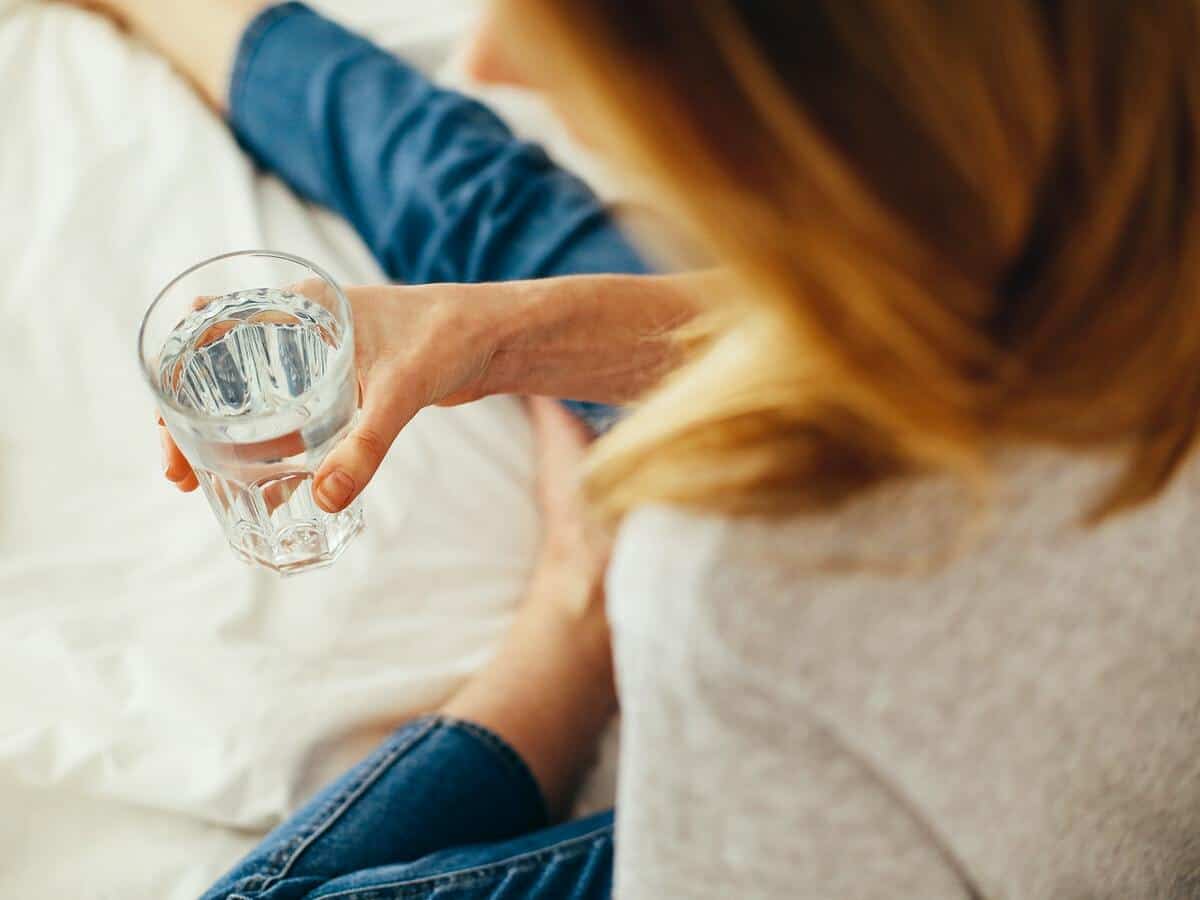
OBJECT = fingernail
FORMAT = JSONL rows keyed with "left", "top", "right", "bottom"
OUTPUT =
{"left": 316, "top": 470, "right": 354, "bottom": 510}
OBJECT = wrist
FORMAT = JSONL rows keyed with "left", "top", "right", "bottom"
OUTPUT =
{"left": 470, "top": 280, "right": 554, "bottom": 399}
{"left": 468, "top": 273, "right": 703, "bottom": 404}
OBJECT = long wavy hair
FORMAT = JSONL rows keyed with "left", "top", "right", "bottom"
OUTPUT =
{"left": 499, "top": 0, "right": 1200, "bottom": 523}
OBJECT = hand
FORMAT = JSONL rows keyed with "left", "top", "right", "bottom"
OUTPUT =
{"left": 441, "top": 399, "right": 614, "bottom": 816}
{"left": 160, "top": 272, "right": 700, "bottom": 510}
{"left": 525, "top": 397, "right": 611, "bottom": 624}
{"left": 160, "top": 282, "right": 512, "bottom": 511}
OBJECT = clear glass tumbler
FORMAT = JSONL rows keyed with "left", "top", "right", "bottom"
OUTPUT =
{"left": 139, "top": 250, "right": 365, "bottom": 574}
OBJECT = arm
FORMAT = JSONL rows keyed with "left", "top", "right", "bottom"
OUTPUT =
{"left": 115, "top": 1, "right": 650, "bottom": 285}
{"left": 467, "top": 273, "right": 701, "bottom": 405}
{"left": 156, "top": 271, "right": 703, "bottom": 509}
{"left": 86, "top": 0, "right": 265, "bottom": 111}
{"left": 229, "top": 4, "right": 652, "bottom": 284}
{"left": 307, "top": 272, "right": 701, "bottom": 512}
{"left": 111, "top": 1, "right": 676, "bottom": 503}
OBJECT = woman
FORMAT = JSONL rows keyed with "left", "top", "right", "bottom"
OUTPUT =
{"left": 74, "top": 1, "right": 1200, "bottom": 898}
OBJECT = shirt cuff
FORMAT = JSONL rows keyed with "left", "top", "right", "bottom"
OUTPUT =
{"left": 230, "top": 2, "right": 317, "bottom": 124}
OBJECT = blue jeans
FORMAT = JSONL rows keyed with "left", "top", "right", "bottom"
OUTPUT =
{"left": 201, "top": 717, "right": 612, "bottom": 899}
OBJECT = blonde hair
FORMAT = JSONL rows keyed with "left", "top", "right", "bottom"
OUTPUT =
{"left": 502, "top": 1, "right": 1200, "bottom": 522}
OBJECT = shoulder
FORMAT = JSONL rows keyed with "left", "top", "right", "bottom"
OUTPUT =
{"left": 606, "top": 446, "right": 1200, "bottom": 694}
{"left": 607, "top": 444, "right": 1196, "bottom": 598}
{"left": 605, "top": 463, "right": 963, "bottom": 621}
{"left": 607, "top": 466, "right": 975, "bottom": 625}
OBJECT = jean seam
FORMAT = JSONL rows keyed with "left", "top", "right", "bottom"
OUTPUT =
{"left": 232, "top": 717, "right": 443, "bottom": 897}
{"left": 309, "top": 823, "right": 613, "bottom": 899}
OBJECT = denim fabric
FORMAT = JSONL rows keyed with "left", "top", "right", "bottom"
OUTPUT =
{"left": 202, "top": 716, "right": 613, "bottom": 900}
{"left": 229, "top": 3, "right": 651, "bottom": 432}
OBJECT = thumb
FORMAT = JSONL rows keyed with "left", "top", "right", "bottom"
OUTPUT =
{"left": 312, "top": 394, "right": 416, "bottom": 513}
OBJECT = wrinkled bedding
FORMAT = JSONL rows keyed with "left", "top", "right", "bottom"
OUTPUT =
{"left": 0, "top": 2, "right": 620, "bottom": 895}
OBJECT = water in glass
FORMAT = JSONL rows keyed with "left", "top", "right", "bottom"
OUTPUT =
{"left": 157, "top": 287, "right": 363, "bottom": 573}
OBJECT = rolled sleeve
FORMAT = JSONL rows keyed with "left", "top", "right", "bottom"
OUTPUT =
{"left": 228, "top": 3, "right": 651, "bottom": 286}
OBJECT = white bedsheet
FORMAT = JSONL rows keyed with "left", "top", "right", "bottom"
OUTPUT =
{"left": 0, "top": 3, "right": 616, "bottom": 896}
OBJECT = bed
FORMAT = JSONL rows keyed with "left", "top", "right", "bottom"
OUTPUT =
{"left": 0, "top": 2, "right": 617, "bottom": 895}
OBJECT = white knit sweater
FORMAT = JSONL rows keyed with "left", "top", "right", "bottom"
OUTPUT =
{"left": 607, "top": 448, "right": 1200, "bottom": 898}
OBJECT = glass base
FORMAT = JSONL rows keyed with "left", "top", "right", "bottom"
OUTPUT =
{"left": 229, "top": 505, "right": 365, "bottom": 575}
{"left": 196, "top": 469, "right": 366, "bottom": 575}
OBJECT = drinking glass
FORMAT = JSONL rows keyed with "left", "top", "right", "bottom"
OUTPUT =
{"left": 139, "top": 250, "right": 365, "bottom": 574}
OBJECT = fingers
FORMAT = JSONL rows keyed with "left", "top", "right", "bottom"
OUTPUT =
{"left": 527, "top": 397, "right": 592, "bottom": 465}
{"left": 526, "top": 397, "right": 592, "bottom": 513}
{"left": 525, "top": 399, "right": 611, "bottom": 601}
{"left": 286, "top": 278, "right": 340, "bottom": 318}
{"left": 312, "top": 386, "right": 417, "bottom": 513}
{"left": 461, "top": 11, "right": 531, "bottom": 89}
{"left": 157, "top": 415, "right": 198, "bottom": 492}
{"left": 221, "top": 429, "right": 305, "bottom": 465}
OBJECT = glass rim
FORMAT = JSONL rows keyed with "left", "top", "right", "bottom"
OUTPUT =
{"left": 138, "top": 249, "right": 355, "bottom": 424}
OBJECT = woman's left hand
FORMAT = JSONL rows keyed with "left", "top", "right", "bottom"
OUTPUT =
{"left": 442, "top": 398, "right": 615, "bottom": 817}
{"left": 525, "top": 397, "right": 611, "bottom": 625}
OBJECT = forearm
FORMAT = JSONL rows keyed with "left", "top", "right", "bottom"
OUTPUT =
{"left": 119, "top": 0, "right": 267, "bottom": 110}
{"left": 475, "top": 273, "right": 708, "bottom": 406}
{"left": 441, "top": 579, "right": 615, "bottom": 819}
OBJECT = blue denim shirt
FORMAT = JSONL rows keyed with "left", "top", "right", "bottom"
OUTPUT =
{"left": 229, "top": 2, "right": 650, "bottom": 287}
